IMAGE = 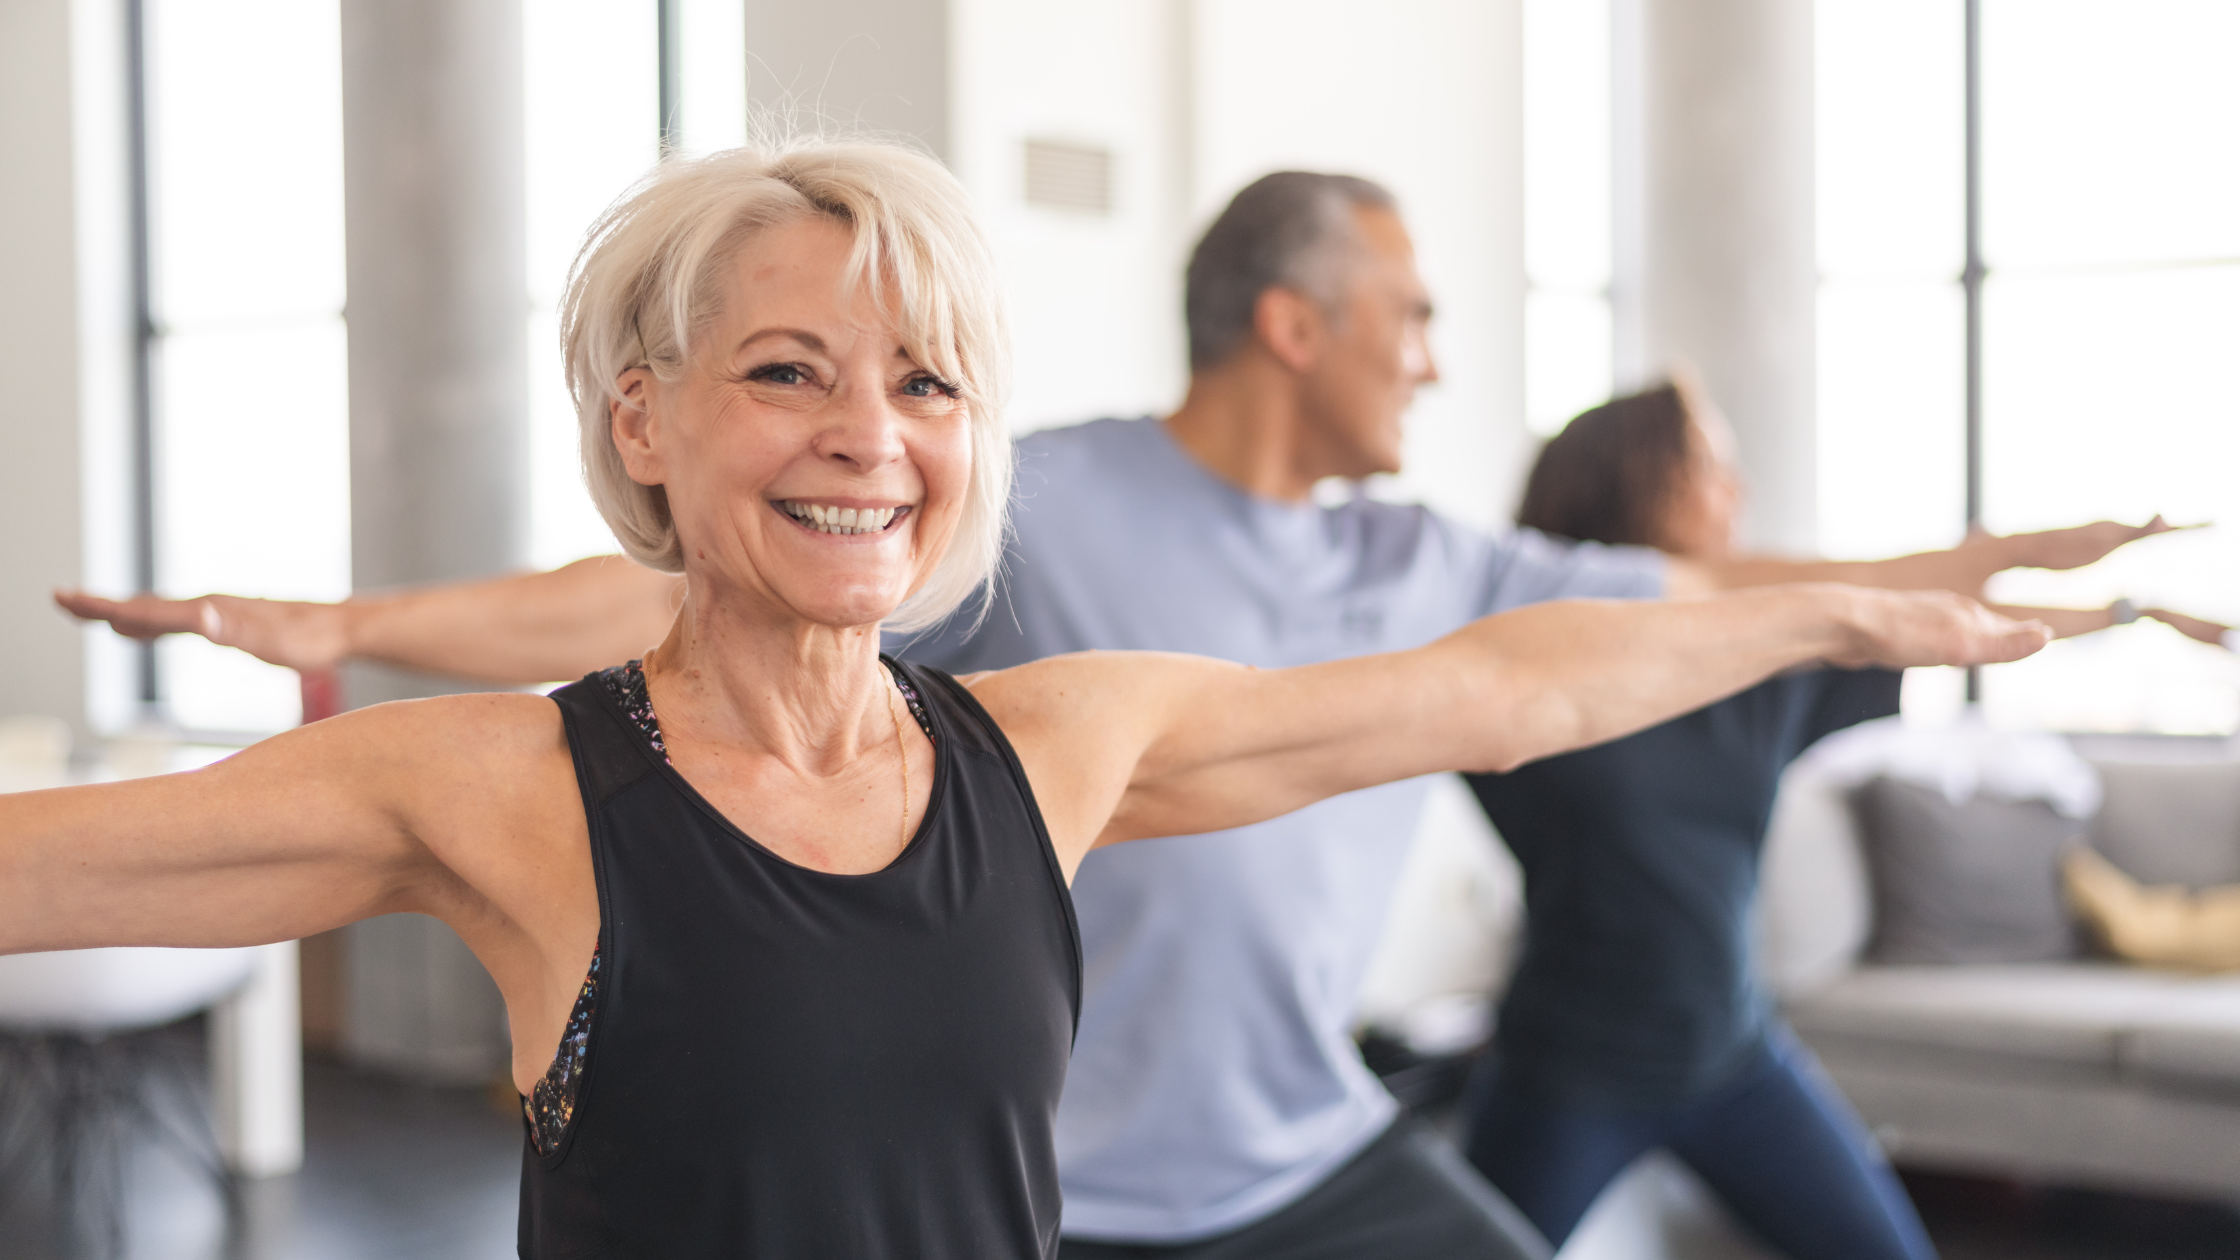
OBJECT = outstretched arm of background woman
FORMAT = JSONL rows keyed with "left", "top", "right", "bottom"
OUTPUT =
{"left": 1665, "top": 517, "right": 2186, "bottom": 598}
{"left": 55, "top": 555, "right": 682, "bottom": 684}
{"left": 984, "top": 584, "right": 2049, "bottom": 870}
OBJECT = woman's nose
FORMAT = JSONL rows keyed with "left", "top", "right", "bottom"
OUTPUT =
{"left": 817, "top": 384, "right": 907, "bottom": 469}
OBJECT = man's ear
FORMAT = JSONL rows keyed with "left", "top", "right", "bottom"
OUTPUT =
{"left": 609, "top": 367, "right": 665, "bottom": 487}
{"left": 1251, "top": 286, "right": 1326, "bottom": 375}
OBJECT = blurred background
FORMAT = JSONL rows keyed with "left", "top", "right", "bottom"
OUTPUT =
{"left": 0, "top": 1, "right": 2236, "bottom": 1257}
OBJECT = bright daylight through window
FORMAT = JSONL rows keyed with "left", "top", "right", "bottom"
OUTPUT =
{"left": 127, "top": 1, "right": 739, "bottom": 736}
{"left": 1819, "top": 0, "right": 2240, "bottom": 734}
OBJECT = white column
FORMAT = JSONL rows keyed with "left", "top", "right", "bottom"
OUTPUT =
{"left": 1615, "top": 0, "right": 1817, "bottom": 552}
{"left": 208, "top": 941, "right": 305, "bottom": 1177}
{"left": 336, "top": 0, "right": 527, "bottom": 1083}
{"left": 0, "top": 0, "right": 91, "bottom": 740}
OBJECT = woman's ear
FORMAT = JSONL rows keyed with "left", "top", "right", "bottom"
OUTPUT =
{"left": 610, "top": 367, "right": 665, "bottom": 488}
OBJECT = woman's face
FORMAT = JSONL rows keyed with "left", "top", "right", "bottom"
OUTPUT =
{"left": 1655, "top": 403, "right": 1743, "bottom": 559}
{"left": 611, "top": 215, "right": 974, "bottom": 631}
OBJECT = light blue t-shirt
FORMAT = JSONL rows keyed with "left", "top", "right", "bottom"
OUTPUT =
{"left": 896, "top": 417, "right": 1666, "bottom": 1242}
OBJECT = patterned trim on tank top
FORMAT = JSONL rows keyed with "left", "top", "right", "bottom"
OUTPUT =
{"left": 523, "top": 659, "right": 935, "bottom": 1154}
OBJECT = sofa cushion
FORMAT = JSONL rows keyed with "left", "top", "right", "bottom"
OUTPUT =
{"left": 2089, "top": 759, "right": 2240, "bottom": 888}
{"left": 2116, "top": 978, "right": 2240, "bottom": 1094}
{"left": 1757, "top": 762, "right": 1875, "bottom": 997}
{"left": 1785, "top": 964, "right": 2198, "bottom": 1076}
{"left": 1850, "top": 777, "right": 2084, "bottom": 965}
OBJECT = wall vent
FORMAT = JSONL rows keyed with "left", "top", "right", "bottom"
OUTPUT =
{"left": 1023, "top": 139, "right": 1113, "bottom": 215}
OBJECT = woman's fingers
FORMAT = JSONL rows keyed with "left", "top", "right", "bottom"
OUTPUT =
{"left": 53, "top": 589, "right": 211, "bottom": 640}
{"left": 1836, "top": 589, "right": 2049, "bottom": 670}
{"left": 2144, "top": 607, "right": 2233, "bottom": 648}
{"left": 2017, "top": 516, "right": 2206, "bottom": 571}
{"left": 53, "top": 588, "right": 349, "bottom": 671}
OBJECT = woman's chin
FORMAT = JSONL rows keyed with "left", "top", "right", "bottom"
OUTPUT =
{"left": 782, "top": 585, "right": 912, "bottom": 633}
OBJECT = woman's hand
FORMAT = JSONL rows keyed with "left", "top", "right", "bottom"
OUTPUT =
{"left": 1825, "top": 586, "right": 2052, "bottom": 669}
{"left": 2144, "top": 606, "right": 2236, "bottom": 649}
{"left": 1996, "top": 516, "right": 2190, "bottom": 572}
{"left": 55, "top": 589, "right": 350, "bottom": 672}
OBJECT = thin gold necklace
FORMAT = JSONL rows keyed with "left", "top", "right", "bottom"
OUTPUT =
{"left": 884, "top": 670, "right": 910, "bottom": 850}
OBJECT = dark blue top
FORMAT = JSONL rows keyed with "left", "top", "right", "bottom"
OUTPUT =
{"left": 1466, "top": 668, "right": 1901, "bottom": 1107}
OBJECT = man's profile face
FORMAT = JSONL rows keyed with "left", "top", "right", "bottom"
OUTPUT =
{"left": 1300, "top": 206, "right": 1438, "bottom": 479}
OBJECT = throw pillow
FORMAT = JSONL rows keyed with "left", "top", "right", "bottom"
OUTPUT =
{"left": 2064, "top": 846, "right": 2240, "bottom": 971}
{"left": 1849, "top": 776, "right": 2084, "bottom": 965}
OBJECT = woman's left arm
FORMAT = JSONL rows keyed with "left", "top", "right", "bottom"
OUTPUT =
{"left": 974, "top": 584, "right": 2047, "bottom": 871}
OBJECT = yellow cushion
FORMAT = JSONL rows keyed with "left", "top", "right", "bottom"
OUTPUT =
{"left": 2064, "top": 846, "right": 2240, "bottom": 972}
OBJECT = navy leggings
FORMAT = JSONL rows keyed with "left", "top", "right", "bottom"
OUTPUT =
{"left": 1462, "top": 1031, "right": 1936, "bottom": 1260}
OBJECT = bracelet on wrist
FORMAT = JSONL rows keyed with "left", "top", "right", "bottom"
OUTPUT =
{"left": 2223, "top": 628, "right": 2240, "bottom": 654}
{"left": 2110, "top": 597, "right": 2140, "bottom": 626}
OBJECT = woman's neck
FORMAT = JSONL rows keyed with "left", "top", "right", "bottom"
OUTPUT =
{"left": 639, "top": 588, "right": 893, "bottom": 777}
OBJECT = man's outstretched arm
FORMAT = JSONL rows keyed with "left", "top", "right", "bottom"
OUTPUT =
{"left": 56, "top": 555, "right": 683, "bottom": 685}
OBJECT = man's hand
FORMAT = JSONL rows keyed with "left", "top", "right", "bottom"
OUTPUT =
{"left": 1998, "top": 516, "right": 2192, "bottom": 572}
{"left": 1825, "top": 586, "right": 2051, "bottom": 671}
{"left": 56, "top": 589, "right": 349, "bottom": 672}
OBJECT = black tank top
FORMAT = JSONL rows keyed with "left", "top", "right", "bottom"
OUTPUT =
{"left": 520, "top": 659, "right": 1081, "bottom": 1259}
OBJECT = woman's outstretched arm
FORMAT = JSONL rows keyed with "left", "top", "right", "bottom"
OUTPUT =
{"left": 54, "top": 554, "right": 684, "bottom": 684}
{"left": 1664, "top": 517, "right": 2185, "bottom": 598}
{"left": 0, "top": 694, "right": 575, "bottom": 958}
{"left": 979, "top": 584, "right": 2048, "bottom": 869}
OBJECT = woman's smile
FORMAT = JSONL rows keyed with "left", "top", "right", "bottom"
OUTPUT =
{"left": 772, "top": 498, "right": 916, "bottom": 538}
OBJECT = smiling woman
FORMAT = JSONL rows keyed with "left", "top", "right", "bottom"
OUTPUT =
{"left": 566, "top": 144, "right": 1013, "bottom": 633}
{"left": 0, "top": 137, "right": 2052, "bottom": 1259}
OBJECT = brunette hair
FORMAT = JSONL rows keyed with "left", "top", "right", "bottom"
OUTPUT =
{"left": 1515, "top": 382, "right": 1693, "bottom": 548}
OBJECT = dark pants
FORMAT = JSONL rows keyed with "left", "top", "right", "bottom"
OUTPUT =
{"left": 1463, "top": 1030, "right": 1937, "bottom": 1260}
{"left": 1059, "top": 1116, "right": 1551, "bottom": 1260}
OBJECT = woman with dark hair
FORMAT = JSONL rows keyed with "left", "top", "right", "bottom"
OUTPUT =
{"left": 1463, "top": 380, "right": 2204, "bottom": 1260}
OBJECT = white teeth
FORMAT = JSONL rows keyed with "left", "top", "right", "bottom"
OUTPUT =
{"left": 781, "top": 501, "right": 901, "bottom": 535}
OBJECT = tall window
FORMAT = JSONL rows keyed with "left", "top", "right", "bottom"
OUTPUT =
{"left": 523, "top": 1, "right": 661, "bottom": 571}
{"left": 1818, "top": 0, "right": 2240, "bottom": 733}
{"left": 124, "top": 3, "right": 734, "bottom": 732}
{"left": 525, "top": 0, "right": 744, "bottom": 572}
{"left": 1522, "top": 0, "right": 1616, "bottom": 438}
{"left": 138, "top": 0, "right": 351, "bottom": 735}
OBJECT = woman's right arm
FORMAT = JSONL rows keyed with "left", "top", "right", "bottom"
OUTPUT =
{"left": 0, "top": 694, "right": 568, "bottom": 956}
{"left": 54, "top": 555, "right": 684, "bottom": 685}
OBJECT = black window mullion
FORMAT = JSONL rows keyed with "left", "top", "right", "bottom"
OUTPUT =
{"left": 125, "top": 0, "right": 160, "bottom": 710}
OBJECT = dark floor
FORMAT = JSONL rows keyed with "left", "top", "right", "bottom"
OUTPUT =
{"left": 0, "top": 1026, "right": 518, "bottom": 1260}
{"left": 3, "top": 1025, "right": 2237, "bottom": 1259}
{"left": 1904, "top": 1170, "right": 2240, "bottom": 1260}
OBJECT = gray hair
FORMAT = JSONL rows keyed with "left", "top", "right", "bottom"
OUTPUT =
{"left": 561, "top": 138, "right": 1013, "bottom": 633}
{"left": 1182, "top": 171, "right": 1398, "bottom": 370}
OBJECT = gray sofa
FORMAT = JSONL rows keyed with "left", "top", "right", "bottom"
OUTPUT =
{"left": 1761, "top": 749, "right": 2240, "bottom": 1201}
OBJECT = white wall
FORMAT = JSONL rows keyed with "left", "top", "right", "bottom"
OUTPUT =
{"left": 950, "top": 0, "right": 1193, "bottom": 432}
{"left": 946, "top": 0, "right": 1531, "bottom": 525}
{"left": 1194, "top": 0, "right": 1530, "bottom": 530}
{"left": 743, "top": 0, "right": 951, "bottom": 157}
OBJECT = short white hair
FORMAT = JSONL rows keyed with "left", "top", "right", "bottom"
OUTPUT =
{"left": 561, "top": 138, "right": 1013, "bottom": 633}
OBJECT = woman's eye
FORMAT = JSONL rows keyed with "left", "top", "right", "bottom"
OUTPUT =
{"left": 901, "top": 374, "right": 959, "bottom": 399}
{"left": 749, "top": 363, "right": 808, "bottom": 386}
